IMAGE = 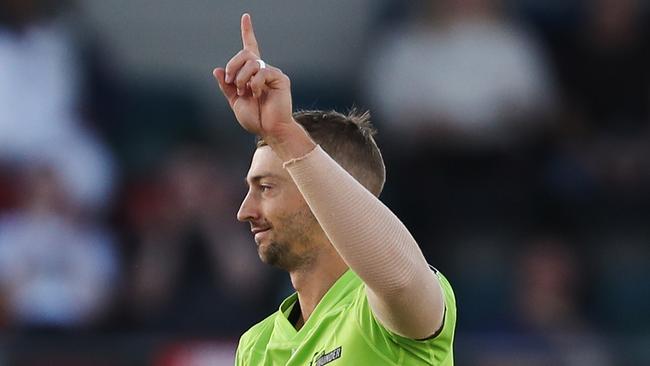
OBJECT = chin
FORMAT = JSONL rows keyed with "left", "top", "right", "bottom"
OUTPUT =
{"left": 257, "top": 242, "right": 278, "bottom": 264}
{"left": 258, "top": 240, "right": 295, "bottom": 270}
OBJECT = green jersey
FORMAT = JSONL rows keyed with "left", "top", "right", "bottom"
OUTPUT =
{"left": 235, "top": 269, "right": 456, "bottom": 365}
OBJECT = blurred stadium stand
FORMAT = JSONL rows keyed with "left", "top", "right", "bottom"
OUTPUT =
{"left": 0, "top": 0, "right": 648, "bottom": 364}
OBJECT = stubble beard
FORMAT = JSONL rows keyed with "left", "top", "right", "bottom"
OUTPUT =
{"left": 258, "top": 208, "right": 319, "bottom": 272}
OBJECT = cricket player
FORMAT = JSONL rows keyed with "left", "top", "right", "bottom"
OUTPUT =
{"left": 213, "top": 13, "right": 456, "bottom": 365}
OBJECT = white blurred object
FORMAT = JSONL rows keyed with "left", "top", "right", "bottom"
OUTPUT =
{"left": 0, "top": 211, "right": 119, "bottom": 327}
{"left": 0, "top": 21, "right": 114, "bottom": 210}
{"left": 366, "top": 17, "right": 555, "bottom": 146}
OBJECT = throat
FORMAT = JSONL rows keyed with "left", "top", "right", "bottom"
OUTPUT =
{"left": 286, "top": 256, "right": 349, "bottom": 331}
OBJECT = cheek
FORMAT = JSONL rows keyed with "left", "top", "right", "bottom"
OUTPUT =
{"left": 281, "top": 205, "right": 319, "bottom": 236}
{"left": 264, "top": 188, "right": 306, "bottom": 219}
{"left": 257, "top": 199, "right": 287, "bottom": 229}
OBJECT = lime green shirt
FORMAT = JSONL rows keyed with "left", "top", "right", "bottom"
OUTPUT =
{"left": 235, "top": 269, "right": 456, "bottom": 365}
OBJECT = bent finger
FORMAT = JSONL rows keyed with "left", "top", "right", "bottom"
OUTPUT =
{"left": 250, "top": 67, "right": 289, "bottom": 98}
{"left": 235, "top": 59, "right": 263, "bottom": 96}
{"left": 225, "top": 49, "right": 258, "bottom": 84}
{"left": 213, "top": 67, "right": 237, "bottom": 106}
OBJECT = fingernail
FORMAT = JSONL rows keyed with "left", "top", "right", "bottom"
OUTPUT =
{"left": 225, "top": 74, "right": 232, "bottom": 83}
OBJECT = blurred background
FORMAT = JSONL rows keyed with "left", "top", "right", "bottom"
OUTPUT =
{"left": 0, "top": 0, "right": 648, "bottom": 364}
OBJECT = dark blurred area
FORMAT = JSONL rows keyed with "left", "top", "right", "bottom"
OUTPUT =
{"left": 0, "top": 0, "right": 648, "bottom": 364}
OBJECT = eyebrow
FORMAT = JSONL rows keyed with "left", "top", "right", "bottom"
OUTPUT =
{"left": 244, "top": 173, "right": 283, "bottom": 186}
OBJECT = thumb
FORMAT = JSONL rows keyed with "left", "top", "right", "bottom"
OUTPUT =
{"left": 213, "top": 67, "right": 237, "bottom": 106}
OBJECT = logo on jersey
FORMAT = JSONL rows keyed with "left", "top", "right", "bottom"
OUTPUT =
{"left": 309, "top": 346, "right": 342, "bottom": 366}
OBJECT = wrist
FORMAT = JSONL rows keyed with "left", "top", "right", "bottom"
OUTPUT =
{"left": 262, "top": 119, "right": 316, "bottom": 162}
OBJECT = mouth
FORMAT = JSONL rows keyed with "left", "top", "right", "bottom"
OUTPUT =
{"left": 252, "top": 227, "right": 271, "bottom": 242}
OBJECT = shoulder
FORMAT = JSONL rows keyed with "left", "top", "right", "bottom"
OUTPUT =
{"left": 352, "top": 268, "right": 456, "bottom": 364}
{"left": 236, "top": 312, "right": 277, "bottom": 358}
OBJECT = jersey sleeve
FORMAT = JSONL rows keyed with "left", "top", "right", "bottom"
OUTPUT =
{"left": 354, "top": 270, "right": 457, "bottom": 365}
{"left": 233, "top": 322, "right": 263, "bottom": 366}
{"left": 233, "top": 313, "right": 277, "bottom": 366}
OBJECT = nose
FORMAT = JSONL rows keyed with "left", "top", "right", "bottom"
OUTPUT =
{"left": 237, "top": 191, "right": 258, "bottom": 222}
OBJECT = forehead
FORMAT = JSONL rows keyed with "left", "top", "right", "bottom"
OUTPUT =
{"left": 246, "top": 146, "right": 289, "bottom": 181}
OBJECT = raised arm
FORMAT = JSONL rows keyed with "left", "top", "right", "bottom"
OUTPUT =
{"left": 283, "top": 145, "right": 445, "bottom": 339}
{"left": 214, "top": 14, "right": 445, "bottom": 339}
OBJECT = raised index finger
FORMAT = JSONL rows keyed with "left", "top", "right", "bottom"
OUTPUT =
{"left": 241, "top": 13, "right": 260, "bottom": 56}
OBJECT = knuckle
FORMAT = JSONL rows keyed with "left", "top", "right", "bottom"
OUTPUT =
{"left": 235, "top": 76, "right": 246, "bottom": 88}
{"left": 235, "top": 71, "right": 246, "bottom": 85}
{"left": 246, "top": 59, "right": 258, "bottom": 69}
{"left": 251, "top": 69, "right": 264, "bottom": 81}
{"left": 242, "top": 49, "right": 256, "bottom": 59}
{"left": 228, "top": 51, "right": 244, "bottom": 64}
{"left": 271, "top": 67, "right": 288, "bottom": 80}
{"left": 226, "top": 51, "right": 246, "bottom": 71}
{"left": 225, "top": 62, "right": 236, "bottom": 75}
{"left": 251, "top": 74, "right": 263, "bottom": 87}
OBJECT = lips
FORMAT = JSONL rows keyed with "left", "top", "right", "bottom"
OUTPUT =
{"left": 253, "top": 227, "right": 271, "bottom": 243}
{"left": 251, "top": 227, "right": 271, "bottom": 235}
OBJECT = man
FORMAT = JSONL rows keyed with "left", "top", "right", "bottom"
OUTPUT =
{"left": 213, "top": 13, "right": 456, "bottom": 365}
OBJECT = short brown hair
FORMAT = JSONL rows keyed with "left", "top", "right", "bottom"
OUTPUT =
{"left": 257, "top": 109, "right": 386, "bottom": 196}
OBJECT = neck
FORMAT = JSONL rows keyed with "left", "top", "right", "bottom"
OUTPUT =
{"left": 289, "top": 250, "right": 347, "bottom": 330}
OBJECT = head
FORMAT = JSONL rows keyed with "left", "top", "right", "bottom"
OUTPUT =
{"left": 238, "top": 109, "right": 386, "bottom": 271}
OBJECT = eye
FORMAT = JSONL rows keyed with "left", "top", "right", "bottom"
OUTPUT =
{"left": 260, "top": 184, "right": 272, "bottom": 192}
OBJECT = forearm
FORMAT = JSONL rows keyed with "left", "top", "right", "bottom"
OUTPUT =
{"left": 283, "top": 145, "right": 444, "bottom": 338}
